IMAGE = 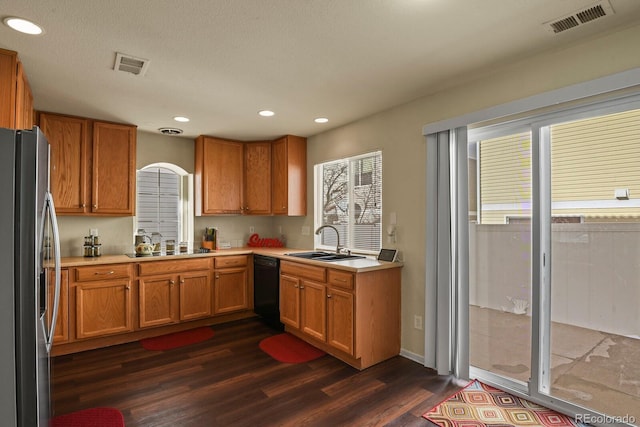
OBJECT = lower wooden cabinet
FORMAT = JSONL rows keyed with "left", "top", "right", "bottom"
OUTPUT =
{"left": 180, "top": 271, "right": 213, "bottom": 321}
{"left": 280, "top": 260, "right": 401, "bottom": 370}
{"left": 138, "top": 258, "right": 212, "bottom": 328}
{"left": 51, "top": 254, "right": 257, "bottom": 355}
{"left": 213, "top": 255, "right": 250, "bottom": 314}
{"left": 138, "top": 276, "right": 177, "bottom": 328}
{"left": 326, "top": 286, "right": 354, "bottom": 355}
{"left": 76, "top": 278, "right": 133, "bottom": 339}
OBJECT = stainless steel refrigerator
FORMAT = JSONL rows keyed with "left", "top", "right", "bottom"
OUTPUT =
{"left": 0, "top": 127, "right": 61, "bottom": 426}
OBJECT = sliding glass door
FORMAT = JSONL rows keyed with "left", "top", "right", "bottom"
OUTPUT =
{"left": 462, "top": 98, "right": 640, "bottom": 424}
{"left": 544, "top": 108, "right": 640, "bottom": 423}
{"left": 468, "top": 131, "right": 533, "bottom": 386}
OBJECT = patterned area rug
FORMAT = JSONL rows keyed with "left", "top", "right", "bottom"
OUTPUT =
{"left": 423, "top": 380, "right": 587, "bottom": 427}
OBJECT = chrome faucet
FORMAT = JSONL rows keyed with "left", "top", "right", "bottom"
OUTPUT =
{"left": 315, "top": 225, "right": 342, "bottom": 254}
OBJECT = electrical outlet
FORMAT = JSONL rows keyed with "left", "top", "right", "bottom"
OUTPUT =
{"left": 249, "top": 226, "right": 255, "bottom": 233}
{"left": 414, "top": 315, "right": 423, "bottom": 330}
{"left": 278, "top": 225, "right": 283, "bottom": 234}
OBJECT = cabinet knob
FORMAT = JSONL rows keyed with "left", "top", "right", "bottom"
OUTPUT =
{"left": 294, "top": 284, "right": 299, "bottom": 288}
{"left": 93, "top": 204, "right": 97, "bottom": 209}
{"left": 126, "top": 285, "right": 130, "bottom": 290}
{"left": 81, "top": 203, "right": 86, "bottom": 208}
{"left": 180, "top": 279, "right": 185, "bottom": 284}
{"left": 170, "top": 280, "right": 175, "bottom": 285}
{"left": 327, "top": 294, "right": 332, "bottom": 298}
{"left": 215, "top": 274, "right": 220, "bottom": 279}
{"left": 299, "top": 285, "right": 305, "bottom": 290}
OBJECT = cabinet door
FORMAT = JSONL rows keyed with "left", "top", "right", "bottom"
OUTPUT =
{"left": 92, "top": 121, "right": 136, "bottom": 215}
{"left": 279, "top": 274, "right": 300, "bottom": 328}
{"left": 213, "top": 267, "right": 248, "bottom": 315}
{"left": 327, "top": 287, "right": 354, "bottom": 355}
{"left": 0, "top": 49, "right": 17, "bottom": 128}
{"left": 180, "top": 271, "right": 213, "bottom": 321}
{"left": 271, "top": 137, "right": 288, "bottom": 215}
{"left": 76, "top": 279, "right": 133, "bottom": 339}
{"left": 244, "top": 141, "right": 271, "bottom": 214}
{"left": 272, "top": 135, "right": 306, "bottom": 216}
{"left": 48, "top": 269, "right": 69, "bottom": 344}
{"left": 196, "top": 137, "right": 243, "bottom": 214}
{"left": 39, "top": 113, "right": 89, "bottom": 214}
{"left": 300, "top": 280, "right": 326, "bottom": 341}
{"left": 15, "top": 61, "right": 33, "bottom": 129}
{"left": 139, "top": 276, "right": 178, "bottom": 328}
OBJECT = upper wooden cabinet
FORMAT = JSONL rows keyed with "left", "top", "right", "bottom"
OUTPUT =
{"left": 38, "top": 113, "right": 89, "bottom": 214}
{"left": 0, "top": 48, "right": 34, "bottom": 129}
{"left": 38, "top": 112, "right": 136, "bottom": 216}
{"left": 196, "top": 134, "right": 306, "bottom": 216}
{"left": 195, "top": 136, "right": 244, "bottom": 215}
{"left": 272, "top": 135, "right": 306, "bottom": 216}
{"left": 244, "top": 141, "right": 271, "bottom": 215}
{"left": 92, "top": 121, "right": 136, "bottom": 215}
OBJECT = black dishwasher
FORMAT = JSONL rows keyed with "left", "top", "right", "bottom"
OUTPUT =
{"left": 253, "top": 255, "right": 284, "bottom": 330}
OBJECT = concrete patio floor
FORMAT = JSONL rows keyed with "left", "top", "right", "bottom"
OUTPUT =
{"left": 470, "top": 305, "right": 640, "bottom": 423}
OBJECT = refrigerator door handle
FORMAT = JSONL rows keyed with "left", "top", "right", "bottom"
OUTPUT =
{"left": 43, "top": 191, "right": 61, "bottom": 353}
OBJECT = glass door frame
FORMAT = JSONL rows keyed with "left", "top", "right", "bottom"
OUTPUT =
{"left": 462, "top": 93, "right": 640, "bottom": 423}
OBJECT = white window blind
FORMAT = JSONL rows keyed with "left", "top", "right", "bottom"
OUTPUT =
{"left": 136, "top": 167, "right": 180, "bottom": 243}
{"left": 316, "top": 151, "right": 382, "bottom": 252}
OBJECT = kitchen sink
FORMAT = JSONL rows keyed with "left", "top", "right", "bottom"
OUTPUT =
{"left": 285, "top": 251, "right": 365, "bottom": 262}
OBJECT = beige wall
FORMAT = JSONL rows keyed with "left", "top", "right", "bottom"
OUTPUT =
{"left": 306, "top": 23, "right": 640, "bottom": 358}
{"left": 57, "top": 22, "right": 640, "bottom": 359}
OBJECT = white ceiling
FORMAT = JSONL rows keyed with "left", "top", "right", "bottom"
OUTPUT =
{"left": 2, "top": 0, "right": 640, "bottom": 140}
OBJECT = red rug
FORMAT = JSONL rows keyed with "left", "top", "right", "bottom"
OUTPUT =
{"left": 50, "top": 407, "right": 124, "bottom": 427}
{"left": 423, "top": 380, "right": 588, "bottom": 427}
{"left": 259, "top": 333, "right": 326, "bottom": 363}
{"left": 140, "top": 327, "right": 214, "bottom": 351}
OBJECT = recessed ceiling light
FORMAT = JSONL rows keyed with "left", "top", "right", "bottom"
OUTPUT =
{"left": 258, "top": 110, "right": 275, "bottom": 117}
{"left": 314, "top": 117, "right": 329, "bottom": 123}
{"left": 3, "top": 17, "right": 43, "bottom": 35}
{"left": 173, "top": 116, "right": 190, "bottom": 122}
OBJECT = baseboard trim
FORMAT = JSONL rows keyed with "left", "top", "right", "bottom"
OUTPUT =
{"left": 399, "top": 348, "right": 425, "bottom": 365}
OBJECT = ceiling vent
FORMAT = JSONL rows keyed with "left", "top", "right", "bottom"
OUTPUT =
{"left": 114, "top": 52, "right": 150, "bottom": 76}
{"left": 158, "top": 127, "right": 183, "bottom": 135}
{"left": 543, "top": 0, "right": 613, "bottom": 34}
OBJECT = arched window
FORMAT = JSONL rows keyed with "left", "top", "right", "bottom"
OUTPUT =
{"left": 136, "top": 163, "right": 193, "bottom": 248}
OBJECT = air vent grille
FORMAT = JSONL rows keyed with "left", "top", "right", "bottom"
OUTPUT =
{"left": 576, "top": 4, "right": 607, "bottom": 23}
{"left": 544, "top": 0, "right": 613, "bottom": 34}
{"left": 550, "top": 16, "right": 580, "bottom": 33}
{"left": 114, "top": 52, "right": 150, "bottom": 76}
{"left": 158, "top": 127, "right": 183, "bottom": 135}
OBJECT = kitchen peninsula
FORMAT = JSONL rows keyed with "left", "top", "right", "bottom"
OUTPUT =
{"left": 56, "top": 248, "right": 402, "bottom": 370}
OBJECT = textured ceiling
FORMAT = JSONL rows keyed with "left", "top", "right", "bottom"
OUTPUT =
{"left": 2, "top": 0, "right": 640, "bottom": 140}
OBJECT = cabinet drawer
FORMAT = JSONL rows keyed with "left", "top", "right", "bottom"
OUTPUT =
{"left": 75, "top": 264, "right": 131, "bottom": 282}
{"left": 281, "top": 261, "right": 326, "bottom": 282}
{"left": 214, "top": 255, "right": 248, "bottom": 269}
{"left": 328, "top": 269, "right": 354, "bottom": 290}
{"left": 138, "top": 258, "right": 212, "bottom": 276}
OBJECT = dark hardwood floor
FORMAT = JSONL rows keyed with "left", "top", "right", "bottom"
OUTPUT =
{"left": 52, "top": 318, "right": 463, "bottom": 426}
